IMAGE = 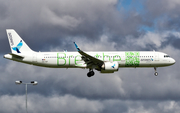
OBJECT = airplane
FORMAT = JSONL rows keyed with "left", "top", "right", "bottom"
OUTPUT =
{"left": 4, "top": 29, "right": 176, "bottom": 77}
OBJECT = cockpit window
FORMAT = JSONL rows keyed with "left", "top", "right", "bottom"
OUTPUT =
{"left": 164, "top": 55, "right": 170, "bottom": 58}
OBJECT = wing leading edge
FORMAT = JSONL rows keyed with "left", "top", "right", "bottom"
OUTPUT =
{"left": 73, "top": 42, "right": 104, "bottom": 68}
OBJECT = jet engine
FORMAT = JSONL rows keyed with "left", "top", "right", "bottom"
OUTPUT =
{"left": 101, "top": 62, "right": 119, "bottom": 73}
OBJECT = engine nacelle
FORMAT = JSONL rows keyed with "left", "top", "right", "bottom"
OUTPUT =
{"left": 101, "top": 62, "right": 119, "bottom": 73}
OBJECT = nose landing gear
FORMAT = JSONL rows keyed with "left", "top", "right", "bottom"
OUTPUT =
{"left": 154, "top": 67, "right": 158, "bottom": 76}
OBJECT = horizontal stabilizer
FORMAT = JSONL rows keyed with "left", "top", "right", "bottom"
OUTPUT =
{"left": 4, "top": 53, "right": 24, "bottom": 59}
{"left": 10, "top": 53, "right": 24, "bottom": 59}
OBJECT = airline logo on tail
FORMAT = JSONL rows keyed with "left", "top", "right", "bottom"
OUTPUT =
{"left": 12, "top": 40, "right": 23, "bottom": 53}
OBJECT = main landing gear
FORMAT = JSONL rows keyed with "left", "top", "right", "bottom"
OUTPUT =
{"left": 154, "top": 67, "right": 158, "bottom": 76}
{"left": 87, "top": 69, "right": 95, "bottom": 77}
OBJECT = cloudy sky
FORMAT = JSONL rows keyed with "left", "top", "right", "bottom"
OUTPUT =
{"left": 0, "top": 0, "right": 180, "bottom": 112}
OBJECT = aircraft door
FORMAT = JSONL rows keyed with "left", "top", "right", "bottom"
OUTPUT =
{"left": 154, "top": 52, "right": 159, "bottom": 61}
{"left": 32, "top": 53, "right": 37, "bottom": 62}
{"left": 120, "top": 53, "right": 125, "bottom": 66}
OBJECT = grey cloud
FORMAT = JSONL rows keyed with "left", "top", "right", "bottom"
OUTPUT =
{"left": 0, "top": 94, "right": 104, "bottom": 113}
{"left": 1, "top": 0, "right": 180, "bottom": 112}
{"left": 1, "top": 94, "right": 180, "bottom": 113}
{"left": 0, "top": 0, "right": 145, "bottom": 52}
{"left": 0, "top": 3, "right": 8, "bottom": 20}
{"left": 144, "top": 0, "right": 180, "bottom": 31}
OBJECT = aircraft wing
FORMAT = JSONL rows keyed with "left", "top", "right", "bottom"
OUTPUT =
{"left": 74, "top": 42, "right": 104, "bottom": 68}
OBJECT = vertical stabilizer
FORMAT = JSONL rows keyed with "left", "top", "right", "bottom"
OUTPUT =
{"left": 6, "top": 29, "right": 34, "bottom": 53}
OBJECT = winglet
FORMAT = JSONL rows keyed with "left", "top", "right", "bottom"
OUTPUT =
{"left": 74, "top": 42, "right": 80, "bottom": 51}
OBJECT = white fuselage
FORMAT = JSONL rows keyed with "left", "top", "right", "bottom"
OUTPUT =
{"left": 4, "top": 51, "right": 175, "bottom": 68}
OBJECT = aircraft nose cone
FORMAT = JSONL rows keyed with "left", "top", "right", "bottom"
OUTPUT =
{"left": 171, "top": 58, "right": 175, "bottom": 64}
{"left": 172, "top": 59, "right": 176, "bottom": 64}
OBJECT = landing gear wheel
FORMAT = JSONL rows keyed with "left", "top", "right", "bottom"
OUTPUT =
{"left": 90, "top": 71, "right": 94, "bottom": 76}
{"left": 154, "top": 72, "right": 158, "bottom": 76}
{"left": 87, "top": 71, "right": 95, "bottom": 77}
{"left": 87, "top": 73, "right": 91, "bottom": 77}
{"left": 154, "top": 67, "right": 158, "bottom": 76}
